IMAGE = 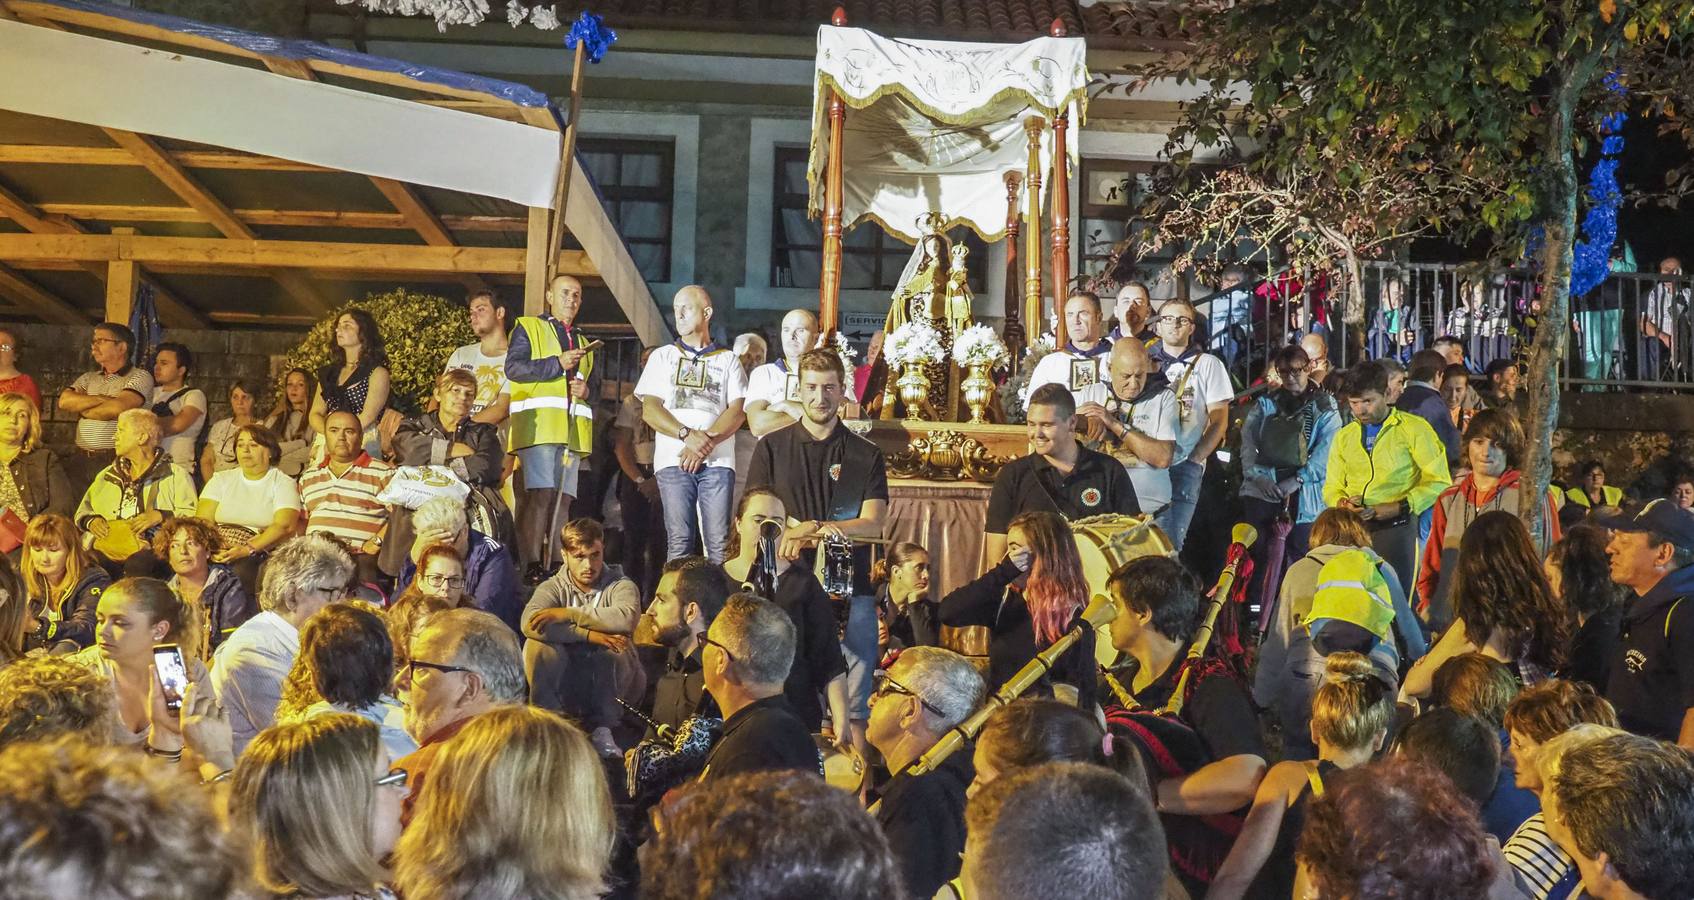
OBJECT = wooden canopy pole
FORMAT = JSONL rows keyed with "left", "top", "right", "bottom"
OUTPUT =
{"left": 543, "top": 40, "right": 589, "bottom": 289}
{"left": 1001, "top": 171, "right": 1025, "bottom": 361}
{"left": 1022, "top": 117, "right": 1044, "bottom": 352}
{"left": 818, "top": 6, "right": 850, "bottom": 341}
{"left": 1048, "top": 20, "right": 1072, "bottom": 350}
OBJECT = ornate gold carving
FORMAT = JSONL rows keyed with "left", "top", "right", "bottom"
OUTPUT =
{"left": 888, "top": 430, "right": 1005, "bottom": 482}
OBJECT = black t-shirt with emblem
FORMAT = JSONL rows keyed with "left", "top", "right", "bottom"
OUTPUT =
{"left": 745, "top": 419, "right": 890, "bottom": 596}
{"left": 985, "top": 446, "right": 1141, "bottom": 533}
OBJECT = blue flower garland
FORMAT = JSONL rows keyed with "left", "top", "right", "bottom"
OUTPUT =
{"left": 566, "top": 10, "right": 617, "bottom": 63}
{"left": 1568, "top": 71, "right": 1629, "bottom": 296}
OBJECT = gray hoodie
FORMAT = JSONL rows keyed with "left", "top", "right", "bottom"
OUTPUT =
{"left": 520, "top": 563, "right": 640, "bottom": 644}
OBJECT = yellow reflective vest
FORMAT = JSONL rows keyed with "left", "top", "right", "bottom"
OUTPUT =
{"left": 1322, "top": 408, "right": 1452, "bottom": 515}
{"left": 1307, "top": 548, "right": 1397, "bottom": 645}
{"left": 507, "top": 315, "right": 595, "bottom": 454}
{"left": 1564, "top": 484, "right": 1622, "bottom": 509}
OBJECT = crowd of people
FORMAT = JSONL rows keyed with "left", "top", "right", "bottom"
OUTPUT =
{"left": 0, "top": 272, "right": 1692, "bottom": 900}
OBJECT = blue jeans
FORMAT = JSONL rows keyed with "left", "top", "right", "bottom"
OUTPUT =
{"left": 841, "top": 594, "right": 878, "bottom": 720}
{"left": 1155, "top": 459, "right": 1205, "bottom": 550}
{"left": 656, "top": 465, "right": 735, "bottom": 563}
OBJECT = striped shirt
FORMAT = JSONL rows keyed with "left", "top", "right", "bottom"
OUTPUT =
{"left": 72, "top": 366, "right": 154, "bottom": 451}
{"left": 1503, "top": 812, "right": 1579, "bottom": 899}
{"left": 300, "top": 453, "right": 393, "bottom": 546}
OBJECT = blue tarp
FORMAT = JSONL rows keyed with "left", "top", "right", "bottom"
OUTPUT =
{"left": 42, "top": 0, "right": 559, "bottom": 116}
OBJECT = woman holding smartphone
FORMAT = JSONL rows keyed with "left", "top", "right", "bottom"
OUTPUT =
{"left": 69, "top": 577, "right": 200, "bottom": 751}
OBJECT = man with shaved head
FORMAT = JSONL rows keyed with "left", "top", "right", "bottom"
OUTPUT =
{"left": 1077, "top": 337, "right": 1179, "bottom": 516}
{"left": 507, "top": 273, "right": 598, "bottom": 585}
{"left": 637, "top": 285, "right": 748, "bottom": 562}
{"left": 745, "top": 308, "right": 855, "bottom": 436}
{"left": 1151, "top": 299, "right": 1234, "bottom": 549}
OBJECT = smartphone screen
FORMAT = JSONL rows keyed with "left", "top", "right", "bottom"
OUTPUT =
{"left": 581, "top": 339, "right": 606, "bottom": 353}
{"left": 152, "top": 644, "right": 189, "bottom": 712}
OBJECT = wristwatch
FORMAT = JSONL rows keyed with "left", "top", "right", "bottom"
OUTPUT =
{"left": 678, "top": 426, "right": 692, "bottom": 441}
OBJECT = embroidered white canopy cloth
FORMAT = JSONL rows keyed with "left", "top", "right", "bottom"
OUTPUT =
{"left": 807, "top": 26, "right": 1089, "bottom": 244}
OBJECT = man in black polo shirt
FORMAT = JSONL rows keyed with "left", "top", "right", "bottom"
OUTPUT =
{"left": 1600, "top": 500, "right": 1694, "bottom": 748}
{"left": 699, "top": 594, "right": 820, "bottom": 781}
{"left": 745, "top": 347, "right": 887, "bottom": 753}
{"left": 983, "top": 381, "right": 1140, "bottom": 565}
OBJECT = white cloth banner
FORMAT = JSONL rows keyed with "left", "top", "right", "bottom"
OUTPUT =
{"left": 0, "top": 18, "right": 561, "bottom": 208}
{"left": 809, "top": 26, "right": 1089, "bottom": 243}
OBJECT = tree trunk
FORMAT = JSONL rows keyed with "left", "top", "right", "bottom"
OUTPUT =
{"left": 1521, "top": 58, "right": 1602, "bottom": 546}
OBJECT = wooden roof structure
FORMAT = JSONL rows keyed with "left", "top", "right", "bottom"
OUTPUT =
{"left": 0, "top": 0, "right": 665, "bottom": 342}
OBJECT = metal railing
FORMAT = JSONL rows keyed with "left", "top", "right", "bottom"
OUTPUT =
{"left": 1198, "top": 261, "right": 1694, "bottom": 392}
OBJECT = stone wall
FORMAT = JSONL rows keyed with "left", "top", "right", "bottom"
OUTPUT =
{"left": 20, "top": 324, "right": 306, "bottom": 453}
{"left": 1551, "top": 392, "right": 1694, "bottom": 500}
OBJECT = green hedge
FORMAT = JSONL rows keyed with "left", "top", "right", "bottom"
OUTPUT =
{"left": 283, "top": 289, "right": 475, "bottom": 416}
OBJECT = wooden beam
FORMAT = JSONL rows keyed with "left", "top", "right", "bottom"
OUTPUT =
{"left": 0, "top": 262, "right": 88, "bottom": 325}
{"left": 0, "top": 181, "right": 51, "bottom": 233}
{"left": 206, "top": 311, "right": 319, "bottom": 327}
{"left": 369, "top": 178, "right": 455, "bottom": 247}
{"left": 525, "top": 206, "right": 549, "bottom": 317}
{"left": 105, "top": 228, "right": 138, "bottom": 324}
{"left": 0, "top": 176, "right": 208, "bottom": 328}
{"left": 0, "top": 144, "right": 329, "bottom": 172}
{"left": 0, "top": 233, "right": 598, "bottom": 277}
{"left": 104, "top": 130, "right": 256, "bottom": 240}
{"left": 103, "top": 130, "right": 337, "bottom": 315}
{"left": 16, "top": 204, "right": 528, "bottom": 233}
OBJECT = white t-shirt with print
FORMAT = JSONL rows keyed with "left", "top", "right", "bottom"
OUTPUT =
{"left": 201, "top": 467, "right": 303, "bottom": 531}
{"left": 1161, "top": 350, "right": 1234, "bottom": 460}
{"left": 634, "top": 342, "right": 748, "bottom": 471}
{"left": 1076, "top": 381, "right": 1181, "bottom": 510}
{"left": 444, "top": 343, "right": 510, "bottom": 415}
{"left": 151, "top": 385, "right": 207, "bottom": 466}
{"left": 746, "top": 360, "right": 858, "bottom": 410}
{"left": 1023, "top": 348, "right": 1109, "bottom": 409}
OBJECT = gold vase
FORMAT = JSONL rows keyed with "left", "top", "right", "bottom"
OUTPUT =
{"left": 896, "top": 364, "right": 932, "bottom": 421}
{"left": 962, "top": 362, "right": 994, "bottom": 424}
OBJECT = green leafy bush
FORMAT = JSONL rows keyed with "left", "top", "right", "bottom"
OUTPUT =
{"left": 283, "top": 289, "right": 474, "bottom": 416}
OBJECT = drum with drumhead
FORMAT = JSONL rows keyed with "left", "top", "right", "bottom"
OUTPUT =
{"left": 817, "top": 734, "right": 866, "bottom": 793}
{"left": 1070, "top": 514, "right": 1176, "bottom": 667}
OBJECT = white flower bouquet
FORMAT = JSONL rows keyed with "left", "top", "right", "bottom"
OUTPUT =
{"left": 832, "top": 331, "right": 859, "bottom": 369}
{"left": 953, "top": 324, "right": 1009, "bottom": 368}
{"left": 884, "top": 321, "right": 945, "bottom": 369}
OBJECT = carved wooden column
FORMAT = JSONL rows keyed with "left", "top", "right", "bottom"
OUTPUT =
{"left": 818, "top": 6, "right": 850, "bottom": 340}
{"left": 1048, "top": 19, "right": 1073, "bottom": 350}
{"left": 1001, "top": 171, "right": 1025, "bottom": 362}
{"left": 1023, "top": 117, "right": 1044, "bottom": 354}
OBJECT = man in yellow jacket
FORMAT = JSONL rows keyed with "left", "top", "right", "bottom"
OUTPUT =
{"left": 1324, "top": 360, "right": 1452, "bottom": 600}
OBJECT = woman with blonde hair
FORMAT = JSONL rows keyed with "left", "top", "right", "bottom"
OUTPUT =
{"left": 21, "top": 512, "right": 109, "bottom": 654}
{"left": 1256, "top": 506, "right": 1425, "bottom": 760}
{"left": 70, "top": 576, "right": 200, "bottom": 749}
{"left": 1209, "top": 652, "right": 1394, "bottom": 899}
{"left": 232, "top": 713, "right": 407, "bottom": 899}
{"left": 394, "top": 705, "right": 615, "bottom": 900}
{"left": 265, "top": 366, "right": 318, "bottom": 477}
{"left": 0, "top": 391, "right": 73, "bottom": 537}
